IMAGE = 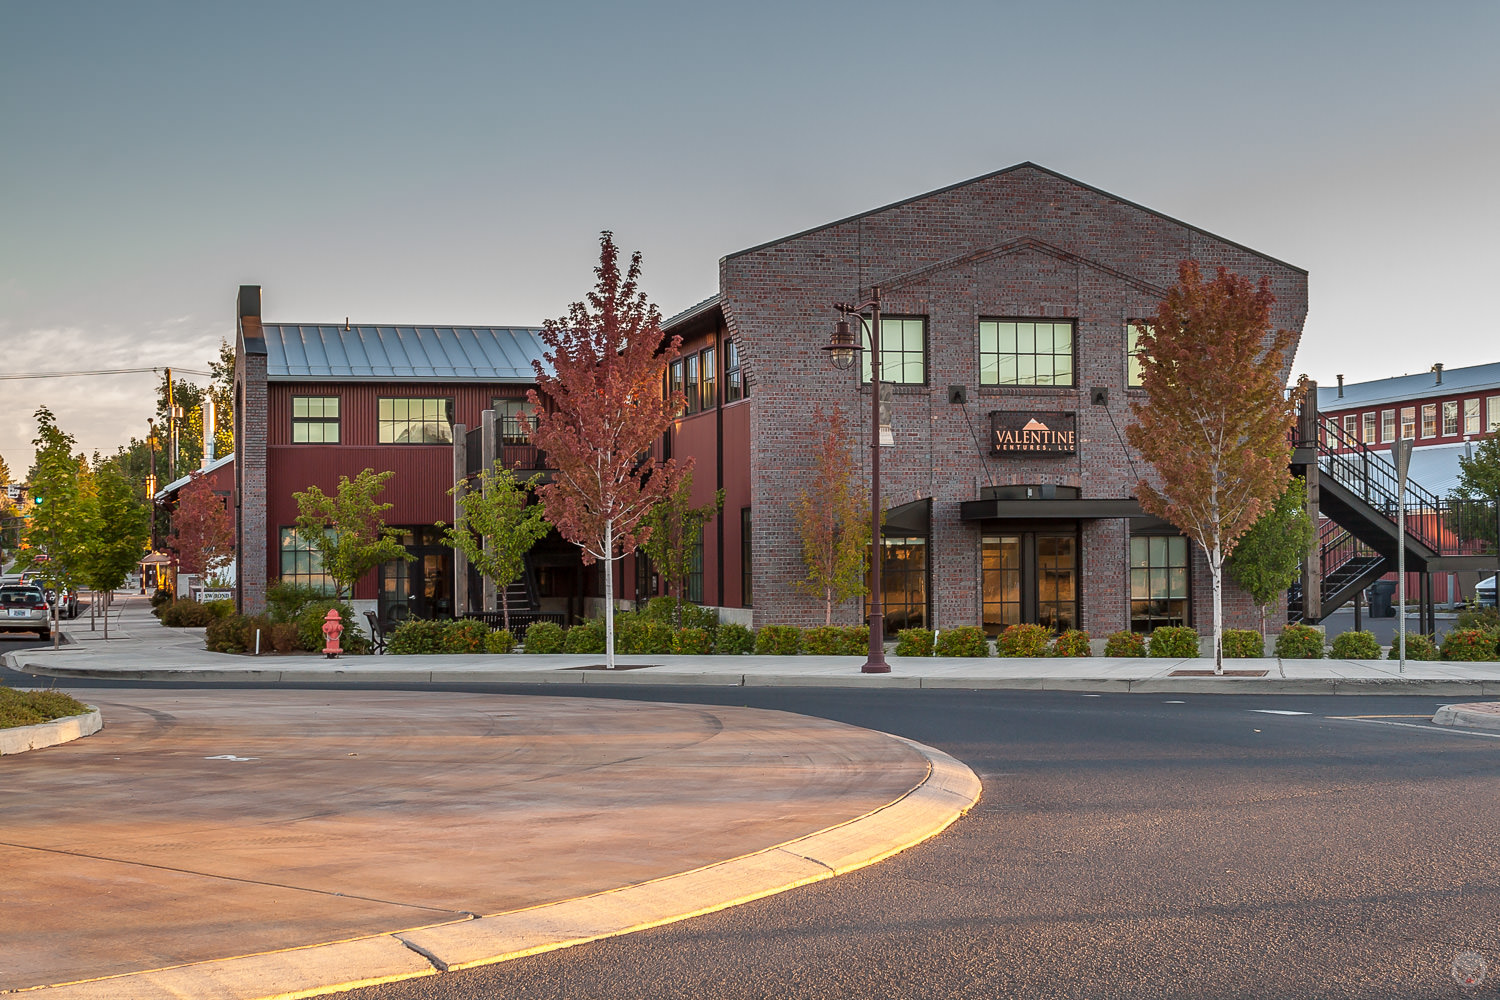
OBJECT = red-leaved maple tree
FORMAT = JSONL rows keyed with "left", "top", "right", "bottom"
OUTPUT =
{"left": 526, "top": 232, "right": 687, "bottom": 668}
{"left": 171, "top": 472, "right": 235, "bottom": 579}
{"left": 794, "top": 406, "right": 871, "bottom": 625}
{"left": 1126, "top": 261, "right": 1301, "bottom": 672}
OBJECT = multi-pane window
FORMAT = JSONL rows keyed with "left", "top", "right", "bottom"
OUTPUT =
{"left": 1382, "top": 409, "right": 1396, "bottom": 443}
{"left": 1401, "top": 406, "right": 1416, "bottom": 440}
{"left": 669, "top": 359, "right": 685, "bottom": 412}
{"left": 700, "top": 347, "right": 716, "bottom": 410}
{"left": 685, "top": 526, "right": 704, "bottom": 604}
{"left": 1343, "top": 414, "right": 1357, "bottom": 440}
{"left": 1465, "top": 399, "right": 1482, "bottom": 435}
{"left": 867, "top": 535, "right": 927, "bottom": 632}
{"left": 980, "top": 319, "right": 1074, "bottom": 387}
{"left": 981, "top": 535, "right": 1021, "bottom": 632}
{"left": 279, "top": 527, "right": 335, "bottom": 594}
{"left": 1127, "top": 324, "right": 1148, "bottom": 388}
{"left": 724, "top": 340, "right": 744, "bottom": 403}
{"left": 1421, "top": 403, "right": 1437, "bottom": 438}
{"left": 378, "top": 398, "right": 453, "bottom": 444}
{"left": 1362, "top": 411, "right": 1376, "bottom": 445}
{"left": 1443, "top": 401, "right": 1459, "bottom": 436}
{"left": 684, "top": 354, "right": 700, "bottom": 414}
{"left": 291, "top": 396, "right": 340, "bottom": 443}
{"left": 1131, "top": 534, "right": 1189, "bottom": 633}
{"left": 1489, "top": 396, "right": 1500, "bottom": 432}
{"left": 862, "top": 316, "right": 926, "bottom": 385}
{"left": 491, "top": 398, "right": 530, "bottom": 445}
{"left": 740, "top": 508, "right": 752, "bottom": 607}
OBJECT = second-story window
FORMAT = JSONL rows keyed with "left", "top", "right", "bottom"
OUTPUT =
{"left": 492, "top": 397, "right": 530, "bottom": 446}
{"left": 1400, "top": 407, "right": 1416, "bottom": 440}
{"left": 669, "top": 359, "right": 685, "bottom": 413}
{"left": 1442, "top": 401, "right": 1459, "bottom": 436}
{"left": 863, "top": 316, "right": 927, "bottom": 385}
{"left": 684, "top": 354, "right": 700, "bottom": 414}
{"left": 1382, "top": 409, "right": 1396, "bottom": 443}
{"left": 378, "top": 398, "right": 454, "bottom": 444}
{"left": 1362, "top": 411, "right": 1376, "bottom": 445}
{"left": 1465, "top": 398, "right": 1482, "bottom": 435}
{"left": 700, "top": 346, "right": 716, "bottom": 409}
{"left": 1421, "top": 403, "right": 1437, "bottom": 438}
{"left": 724, "top": 339, "right": 744, "bottom": 403}
{"left": 291, "top": 396, "right": 340, "bottom": 443}
{"left": 1127, "top": 323, "right": 1149, "bottom": 388}
{"left": 1343, "top": 414, "right": 1357, "bottom": 440}
{"left": 980, "top": 319, "right": 1073, "bottom": 387}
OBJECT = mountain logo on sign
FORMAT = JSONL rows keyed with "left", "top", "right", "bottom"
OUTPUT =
{"left": 1021, "top": 419, "right": 1049, "bottom": 432}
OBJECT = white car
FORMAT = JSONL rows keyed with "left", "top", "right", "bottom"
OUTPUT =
{"left": 1478, "top": 574, "right": 1496, "bottom": 608}
{"left": 0, "top": 586, "right": 52, "bottom": 639}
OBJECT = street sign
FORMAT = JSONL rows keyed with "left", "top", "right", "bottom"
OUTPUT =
{"left": 1390, "top": 439, "right": 1413, "bottom": 485}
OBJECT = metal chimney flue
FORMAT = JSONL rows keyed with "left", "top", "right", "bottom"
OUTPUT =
{"left": 1336, "top": 374, "right": 1344, "bottom": 398}
{"left": 1433, "top": 363, "right": 1444, "bottom": 385}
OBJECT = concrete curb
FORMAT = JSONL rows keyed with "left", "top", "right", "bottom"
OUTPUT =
{"left": 1432, "top": 702, "right": 1500, "bottom": 732}
{"left": 0, "top": 708, "right": 102, "bottom": 755}
{"left": 19, "top": 735, "right": 980, "bottom": 999}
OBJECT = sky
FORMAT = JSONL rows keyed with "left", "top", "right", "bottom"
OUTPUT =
{"left": 2, "top": 1, "right": 1497, "bottom": 473}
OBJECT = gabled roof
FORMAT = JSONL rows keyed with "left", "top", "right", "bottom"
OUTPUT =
{"left": 724, "top": 162, "right": 1306, "bottom": 275}
{"left": 154, "top": 453, "right": 234, "bottom": 503}
{"left": 1319, "top": 360, "right": 1500, "bottom": 410}
{"left": 262, "top": 324, "right": 549, "bottom": 382}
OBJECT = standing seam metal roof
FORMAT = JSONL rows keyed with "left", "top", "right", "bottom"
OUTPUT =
{"left": 262, "top": 325, "right": 551, "bottom": 381}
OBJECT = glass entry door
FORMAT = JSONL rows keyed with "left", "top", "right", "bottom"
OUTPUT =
{"left": 378, "top": 528, "right": 453, "bottom": 625}
{"left": 981, "top": 530, "right": 1078, "bottom": 635}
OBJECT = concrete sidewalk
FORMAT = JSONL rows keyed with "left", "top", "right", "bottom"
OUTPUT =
{"left": 10, "top": 591, "right": 1500, "bottom": 696}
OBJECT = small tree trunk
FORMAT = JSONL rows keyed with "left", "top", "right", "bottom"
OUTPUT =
{"left": 1211, "top": 542, "right": 1224, "bottom": 674}
{"left": 604, "top": 519, "right": 616, "bottom": 670}
{"left": 104, "top": 590, "right": 110, "bottom": 640}
{"left": 500, "top": 583, "right": 510, "bottom": 634}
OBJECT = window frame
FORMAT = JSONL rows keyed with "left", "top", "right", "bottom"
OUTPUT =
{"left": 1420, "top": 403, "right": 1437, "bottom": 439}
{"left": 278, "top": 526, "right": 336, "bottom": 594}
{"left": 377, "top": 397, "right": 455, "bottom": 445}
{"left": 1130, "top": 532, "right": 1191, "bottom": 633}
{"left": 699, "top": 346, "right": 717, "bottom": 410}
{"left": 1382, "top": 409, "right": 1396, "bottom": 443}
{"left": 724, "top": 339, "right": 744, "bottom": 403}
{"left": 979, "top": 317, "right": 1076, "bottom": 388}
{"left": 1126, "top": 322, "right": 1148, "bottom": 389}
{"left": 1442, "top": 400, "right": 1459, "bottom": 437}
{"left": 291, "top": 395, "right": 341, "bottom": 444}
{"left": 1362, "top": 411, "right": 1376, "bottom": 445}
{"left": 861, "top": 315, "right": 928, "bottom": 387}
{"left": 1489, "top": 395, "right": 1500, "bottom": 433}
{"left": 1342, "top": 414, "right": 1358, "bottom": 441}
{"left": 490, "top": 397, "right": 530, "bottom": 446}
{"left": 1400, "top": 406, "right": 1416, "bottom": 440}
{"left": 1465, "top": 398, "right": 1481, "bottom": 435}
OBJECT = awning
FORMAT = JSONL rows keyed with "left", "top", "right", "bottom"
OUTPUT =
{"left": 960, "top": 498, "right": 1144, "bottom": 521}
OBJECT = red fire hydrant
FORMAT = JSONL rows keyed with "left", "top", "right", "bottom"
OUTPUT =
{"left": 321, "top": 608, "right": 344, "bottom": 658}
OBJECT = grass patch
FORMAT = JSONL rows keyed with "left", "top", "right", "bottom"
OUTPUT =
{"left": 0, "top": 687, "right": 92, "bottom": 729}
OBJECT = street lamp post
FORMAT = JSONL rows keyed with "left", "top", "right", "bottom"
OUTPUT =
{"left": 824, "top": 285, "right": 890, "bottom": 674}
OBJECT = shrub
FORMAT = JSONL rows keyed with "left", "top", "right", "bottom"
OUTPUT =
{"left": 1388, "top": 633, "right": 1439, "bottom": 661}
{"left": 1221, "top": 629, "right": 1264, "bottom": 658}
{"left": 442, "top": 619, "right": 492, "bottom": 654}
{"left": 804, "top": 626, "right": 853, "bottom": 655}
{"left": 0, "top": 687, "right": 91, "bottom": 728}
{"left": 266, "top": 581, "right": 328, "bottom": 623}
{"left": 203, "top": 599, "right": 236, "bottom": 620}
{"left": 270, "top": 622, "right": 301, "bottom": 653}
{"left": 1440, "top": 628, "right": 1500, "bottom": 662}
{"left": 755, "top": 624, "right": 803, "bottom": 655}
{"left": 641, "top": 597, "right": 720, "bottom": 632}
{"left": 995, "top": 623, "right": 1052, "bottom": 658}
{"left": 524, "top": 620, "right": 565, "bottom": 653}
{"left": 1053, "top": 629, "right": 1092, "bottom": 657}
{"left": 294, "top": 600, "right": 369, "bottom": 655}
{"left": 562, "top": 619, "right": 606, "bottom": 654}
{"left": 1274, "top": 624, "right": 1325, "bottom": 659}
{"left": 386, "top": 618, "right": 447, "bottom": 655}
{"left": 161, "top": 600, "right": 215, "bottom": 627}
{"left": 150, "top": 588, "right": 174, "bottom": 608}
{"left": 237, "top": 614, "right": 273, "bottom": 654}
{"left": 1104, "top": 630, "right": 1146, "bottom": 657}
{"left": 713, "top": 622, "right": 755, "bottom": 655}
{"left": 1149, "top": 626, "right": 1200, "bottom": 658}
{"left": 673, "top": 626, "right": 713, "bottom": 655}
{"left": 206, "top": 613, "right": 248, "bottom": 653}
{"left": 616, "top": 615, "right": 676, "bottom": 655}
{"left": 840, "top": 625, "right": 871, "bottom": 655}
{"left": 1456, "top": 602, "right": 1500, "bottom": 635}
{"left": 1330, "top": 630, "right": 1381, "bottom": 660}
{"left": 895, "top": 628, "right": 934, "bottom": 657}
{"left": 937, "top": 625, "right": 992, "bottom": 657}
{"left": 484, "top": 628, "right": 516, "bottom": 654}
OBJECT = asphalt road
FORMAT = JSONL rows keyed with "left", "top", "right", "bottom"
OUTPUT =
{"left": 6, "top": 671, "right": 1499, "bottom": 998}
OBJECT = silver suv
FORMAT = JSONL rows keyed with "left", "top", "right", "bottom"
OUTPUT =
{"left": 0, "top": 586, "right": 52, "bottom": 639}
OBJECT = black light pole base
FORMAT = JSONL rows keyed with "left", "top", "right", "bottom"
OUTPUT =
{"left": 863, "top": 612, "right": 889, "bottom": 673}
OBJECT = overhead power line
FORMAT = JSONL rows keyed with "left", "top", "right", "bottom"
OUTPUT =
{"left": 0, "top": 367, "right": 214, "bottom": 381}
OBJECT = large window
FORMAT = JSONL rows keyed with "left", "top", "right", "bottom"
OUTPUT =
{"left": 1489, "top": 396, "right": 1500, "bottom": 432}
{"left": 1400, "top": 406, "right": 1416, "bottom": 440}
{"left": 981, "top": 535, "right": 1021, "bottom": 631}
{"left": 669, "top": 359, "right": 685, "bottom": 412}
{"left": 491, "top": 398, "right": 530, "bottom": 445}
{"left": 1362, "top": 411, "right": 1376, "bottom": 445}
{"left": 980, "top": 319, "right": 1075, "bottom": 387}
{"left": 980, "top": 531, "right": 1077, "bottom": 634}
{"left": 378, "top": 398, "right": 453, "bottom": 444}
{"left": 279, "top": 527, "right": 334, "bottom": 593}
{"left": 1131, "top": 534, "right": 1189, "bottom": 633}
{"left": 686, "top": 526, "right": 704, "bottom": 604}
{"left": 1342, "top": 414, "right": 1357, "bottom": 440}
{"left": 1421, "top": 403, "right": 1437, "bottom": 439}
{"left": 867, "top": 535, "right": 927, "bottom": 632}
{"left": 699, "top": 346, "right": 716, "bottom": 410}
{"left": 1127, "top": 323, "right": 1148, "bottom": 388}
{"left": 862, "top": 316, "right": 926, "bottom": 385}
{"left": 684, "top": 354, "right": 700, "bottom": 415}
{"left": 1465, "top": 398, "right": 1482, "bottom": 435}
{"left": 292, "top": 396, "right": 340, "bottom": 443}
{"left": 1442, "top": 401, "right": 1459, "bottom": 436}
{"left": 725, "top": 340, "right": 745, "bottom": 403}
{"left": 1382, "top": 409, "right": 1396, "bottom": 443}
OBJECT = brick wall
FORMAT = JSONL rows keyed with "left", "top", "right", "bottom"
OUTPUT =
{"left": 720, "top": 163, "right": 1308, "bottom": 634}
{"left": 235, "top": 324, "right": 269, "bottom": 614}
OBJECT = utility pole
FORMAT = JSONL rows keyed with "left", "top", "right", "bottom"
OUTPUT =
{"left": 166, "top": 367, "right": 178, "bottom": 481}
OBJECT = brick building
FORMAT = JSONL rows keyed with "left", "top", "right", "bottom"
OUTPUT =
{"left": 234, "top": 163, "right": 1311, "bottom": 637}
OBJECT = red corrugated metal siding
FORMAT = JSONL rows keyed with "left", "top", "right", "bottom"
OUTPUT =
{"left": 267, "top": 382, "right": 533, "bottom": 446}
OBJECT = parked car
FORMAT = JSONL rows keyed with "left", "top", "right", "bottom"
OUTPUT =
{"left": 1477, "top": 574, "right": 1497, "bottom": 608}
{"left": 46, "top": 588, "right": 80, "bottom": 619}
{"left": 0, "top": 586, "right": 52, "bottom": 639}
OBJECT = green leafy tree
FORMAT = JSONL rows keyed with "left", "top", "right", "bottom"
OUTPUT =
{"left": 0, "top": 453, "right": 16, "bottom": 564}
{"left": 78, "top": 463, "right": 150, "bottom": 639}
{"left": 639, "top": 470, "right": 724, "bottom": 625}
{"left": 441, "top": 466, "right": 552, "bottom": 632}
{"left": 794, "top": 407, "right": 873, "bottom": 625}
{"left": 18, "top": 407, "right": 86, "bottom": 647}
{"left": 1127, "top": 261, "right": 1301, "bottom": 673}
{"left": 1455, "top": 433, "right": 1500, "bottom": 554}
{"left": 293, "top": 468, "right": 412, "bottom": 599}
{"left": 1227, "top": 476, "right": 1315, "bottom": 638}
